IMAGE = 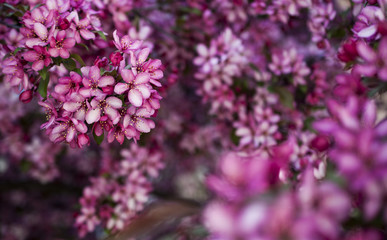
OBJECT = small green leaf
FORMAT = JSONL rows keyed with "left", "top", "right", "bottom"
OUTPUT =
{"left": 78, "top": 43, "right": 90, "bottom": 51}
{"left": 13, "top": 47, "right": 23, "bottom": 55}
{"left": 270, "top": 85, "right": 294, "bottom": 109}
{"left": 52, "top": 57, "right": 62, "bottom": 66}
{"left": 94, "top": 31, "right": 107, "bottom": 41}
{"left": 93, "top": 131, "right": 104, "bottom": 145}
{"left": 70, "top": 53, "right": 86, "bottom": 67}
{"left": 38, "top": 67, "right": 50, "bottom": 98}
{"left": 3, "top": 3, "right": 19, "bottom": 12}
{"left": 62, "top": 58, "right": 77, "bottom": 71}
{"left": 20, "top": 159, "right": 32, "bottom": 172}
{"left": 249, "top": 63, "right": 260, "bottom": 72}
{"left": 31, "top": 3, "right": 44, "bottom": 10}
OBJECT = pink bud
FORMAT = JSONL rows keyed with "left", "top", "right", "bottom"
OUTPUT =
{"left": 77, "top": 134, "right": 90, "bottom": 148}
{"left": 109, "top": 52, "right": 123, "bottom": 66}
{"left": 102, "top": 86, "right": 114, "bottom": 95}
{"left": 310, "top": 135, "right": 330, "bottom": 152}
{"left": 19, "top": 90, "right": 33, "bottom": 103}
{"left": 94, "top": 56, "right": 109, "bottom": 68}
{"left": 59, "top": 18, "right": 70, "bottom": 30}
{"left": 377, "top": 21, "right": 387, "bottom": 36}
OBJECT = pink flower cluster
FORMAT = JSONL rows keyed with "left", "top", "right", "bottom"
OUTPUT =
{"left": 204, "top": 153, "right": 350, "bottom": 240}
{"left": 0, "top": 0, "right": 164, "bottom": 148}
{"left": 75, "top": 144, "right": 164, "bottom": 237}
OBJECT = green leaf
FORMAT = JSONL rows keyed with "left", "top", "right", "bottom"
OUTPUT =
{"left": 70, "top": 53, "right": 86, "bottom": 67}
{"left": 52, "top": 57, "right": 62, "bottom": 66}
{"left": 78, "top": 43, "right": 89, "bottom": 51}
{"left": 94, "top": 31, "right": 107, "bottom": 41}
{"left": 93, "top": 131, "right": 104, "bottom": 145}
{"left": 270, "top": 85, "right": 294, "bottom": 109}
{"left": 20, "top": 159, "right": 32, "bottom": 172}
{"left": 249, "top": 63, "right": 260, "bottom": 72}
{"left": 38, "top": 67, "right": 50, "bottom": 98}
{"left": 31, "top": 3, "right": 44, "bottom": 10}
{"left": 13, "top": 47, "right": 23, "bottom": 55}
{"left": 62, "top": 58, "right": 77, "bottom": 71}
{"left": 3, "top": 3, "right": 19, "bottom": 12}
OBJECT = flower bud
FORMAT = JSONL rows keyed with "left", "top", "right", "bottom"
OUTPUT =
{"left": 109, "top": 52, "right": 123, "bottom": 66}
{"left": 59, "top": 18, "right": 70, "bottom": 30}
{"left": 310, "top": 135, "right": 330, "bottom": 152}
{"left": 77, "top": 134, "right": 90, "bottom": 148}
{"left": 19, "top": 90, "right": 33, "bottom": 103}
{"left": 94, "top": 56, "right": 109, "bottom": 68}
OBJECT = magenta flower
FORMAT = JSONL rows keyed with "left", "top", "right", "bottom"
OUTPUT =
{"left": 85, "top": 97, "right": 122, "bottom": 125}
{"left": 67, "top": 11, "right": 96, "bottom": 43}
{"left": 109, "top": 52, "right": 123, "bottom": 66}
{"left": 48, "top": 30, "right": 76, "bottom": 59}
{"left": 353, "top": 6, "right": 384, "bottom": 39}
{"left": 114, "top": 70, "right": 151, "bottom": 107}
{"left": 353, "top": 38, "right": 387, "bottom": 81}
{"left": 49, "top": 117, "right": 88, "bottom": 143}
{"left": 22, "top": 6, "right": 55, "bottom": 29}
{"left": 79, "top": 66, "right": 115, "bottom": 98}
{"left": 107, "top": 123, "right": 126, "bottom": 144}
{"left": 63, "top": 93, "right": 88, "bottom": 121}
{"left": 113, "top": 30, "right": 142, "bottom": 53}
{"left": 123, "top": 106, "right": 155, "bottom": 133}
{"left": 54, "top": 71, "right": 82, "bottom": 96}
{"left": 75, "top": 207, "right": 100, "bottom": 234}
{"left": 130, "top": 49, "right": 163, "bottom": 86}
{"left": 92, "top": 115, "right": 113, "bottom": 137}
{"left": 39, "top": 100, "right": 58, "bottom": 130}
{"left": 25, "top": 23, "right": 54, "bottom": 48}
{"left": 22, "top": 46, "right": 52, "bottom": 71}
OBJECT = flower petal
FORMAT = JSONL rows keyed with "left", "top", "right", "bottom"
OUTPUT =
{"left": 89, "top": 66, "right": 101, "bottom": 81}
{"left": 63, "top": 38, "right": 76, "bottom": 49}
{"left": 63, "top": 101, "right": 81, "bottom": 112}
{"left": 114, "top": 83, "right": 129, "bottom": 94}
{"left": 121, "top": 69, "right": 135, "bottom": 83}
{"left": 134, "top": 72, "right": 150, "bottom": 84}
{"left": 22, "top": 51, "right": 40, "bottom": 61}
{"left": 128, "top": 89, "right": 143, "bottom": 107}
{"left": 98, "top": 76, "right": 114, "bottom": 87}
{"left": 138, "top": 48, "right": 150, "bottom": 63}
{"left": 34, "top": 23, "right": 48, "bottom": 40}
{"left": 106, "top": 96, "right": 123, "bottom": 108}
{"left": 32, "top": 60, "right": 44, "bottom": 71}
{"left": 80, "top": 29, "right": 95, "bottom": 40}
{"left": 135, "top": 118, "right": 150, "bottom": 133}
{"left": 86, "top": 108, "right": 101, "bottom": 124}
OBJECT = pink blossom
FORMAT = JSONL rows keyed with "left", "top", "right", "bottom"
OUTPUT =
{"left": 48, "top": 30, "right": 76, "bottom": 58}
{"left": 67, "top": 11, "right": 96, "bottom": 43}
{"left": 353, "top": 38, "right": 387, "bottom": 81}
{"left": 22, "top": 46, "right": 52, "bottom": 71}
{"left": 112, "top": 30, "right": 142, "bottom": 53}
{"left": 49, "top": 117, "right": 88, "bottom": 143}
{"left": 114, "top": 69, "right": 151, "bottom": 107}
{"left": 85, "top": 97, "right": 122, "bottom": 124}
{"left": 79, "top": 66, "right": 115, "bottom": 98}
{"left": 54, "top": 71, "right": 82, "bottom": 96}
{"left": 25, "top": 23, "right": 54, "bottom": 48}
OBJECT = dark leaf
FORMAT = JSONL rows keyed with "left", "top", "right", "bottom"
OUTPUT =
{"left": 70, "top": 53, "right": 86, "bottom": 67}
{"left": 95, "top": 30, "right": 107, "bottom": 41}
{"left": 93, "top": 131, "right": 104, "bottom": 145}
{"left": 38, "top": 67, "right": 50, "bottom": 98}
{"left": 62, "top": 58, "right": 77, "bottom": 71}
